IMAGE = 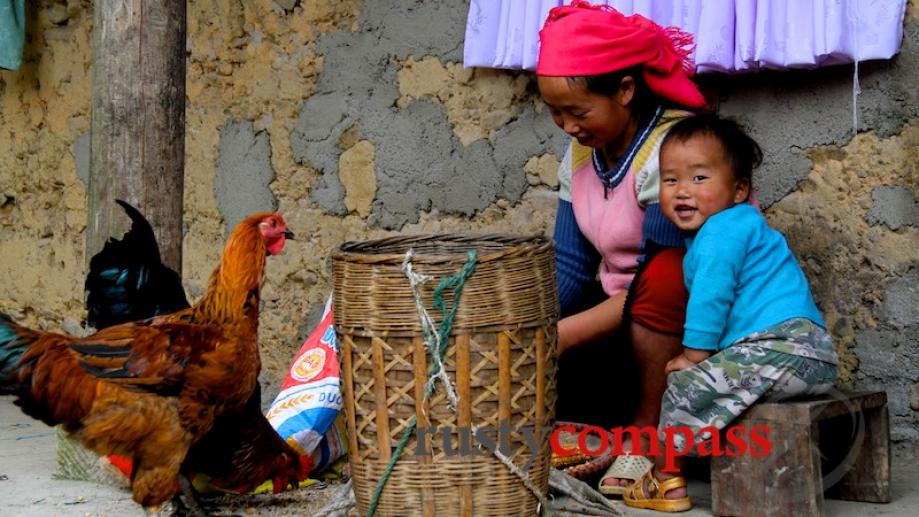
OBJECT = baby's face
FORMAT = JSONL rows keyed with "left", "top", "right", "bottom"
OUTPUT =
{"left": 659, "top": 134, "right": 750, "bottom": 233}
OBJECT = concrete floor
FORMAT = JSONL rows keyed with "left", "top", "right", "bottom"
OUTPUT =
{"left": 628, "top": 455, "right": 919, "bottom": 517}
{"left": 1, "top": 395, "right": 916, "bottom": 516}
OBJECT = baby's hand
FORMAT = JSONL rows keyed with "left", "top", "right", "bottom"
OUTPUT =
{"left": 665, "top": 353, "right": 695, "bottom": 374}
{"left": 665, "top": 351, "right": 706, "bottom": 374}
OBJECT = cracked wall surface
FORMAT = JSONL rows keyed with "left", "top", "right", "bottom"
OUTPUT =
{"left": 1, "top": 0, "right": 917, "bottom": 444}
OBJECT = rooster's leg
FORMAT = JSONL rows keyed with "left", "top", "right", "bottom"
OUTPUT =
{"left": 172, "top": 475, "right": 211, "bottom": 517}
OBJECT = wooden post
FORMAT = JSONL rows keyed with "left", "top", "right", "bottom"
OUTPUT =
{"left": 87, "top": 0, "right": 186, "bottom": 272}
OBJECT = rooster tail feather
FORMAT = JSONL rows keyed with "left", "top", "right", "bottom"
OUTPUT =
{"left": 1, "top": 315, "right": 97, "bottom": 427}
{"left": 0, "top": 314, "right": 40, "bottom": 394}
{"left": 115, "top": 199, "right": 162, "bottom": 260}
{"left": 85, "top": 200, "right": 190, "bottom": 330}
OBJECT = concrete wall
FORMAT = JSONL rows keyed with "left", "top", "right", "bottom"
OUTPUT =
{"left": 0, "top": 1, "right": 916, "bottom": 447}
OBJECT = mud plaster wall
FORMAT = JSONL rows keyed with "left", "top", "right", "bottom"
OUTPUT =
{"left": 0, "top": 1, "right": 916, "bottom": 446}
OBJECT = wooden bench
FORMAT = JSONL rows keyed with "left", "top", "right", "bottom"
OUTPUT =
{"left": 710, "top": 391, "right": 890, "bottom": 517}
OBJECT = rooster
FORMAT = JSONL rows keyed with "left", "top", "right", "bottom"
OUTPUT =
{"left": 0, "top": 208, "right": 300, "bottom": 511}
{"left": 82, "top": 201, "right": 311, "bottom": 494}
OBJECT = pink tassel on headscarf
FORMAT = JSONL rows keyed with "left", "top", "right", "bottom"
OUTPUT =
{"left": 662, "top": 26, "right": 697, "bottom": 74}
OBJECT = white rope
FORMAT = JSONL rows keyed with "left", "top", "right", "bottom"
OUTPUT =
{"left": 849, "top": 0, "right": 862, "bottom": 137}
{"left": 401, "top": 249, "right": 458, "bottom": 409}
{"left": 468, "top": 422, "right": 552, "bottom": 515}
{"left": 852, "top": 58, "right": 861, "bottom": 136}
{"left": 400, "top": 250, "right": 552, "bottom": 515}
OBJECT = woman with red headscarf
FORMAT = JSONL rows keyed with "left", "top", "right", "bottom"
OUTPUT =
{"left": 537, "top": 1, "right": 706, "bottom": 510}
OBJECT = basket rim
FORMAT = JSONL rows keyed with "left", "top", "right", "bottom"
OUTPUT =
{"left": 332, "top": 233, "right": 553, "bottom": 265}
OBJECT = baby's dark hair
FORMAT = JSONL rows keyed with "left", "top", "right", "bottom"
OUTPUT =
{"left": 661, "top": 113, "right": 763, "bottom": 185}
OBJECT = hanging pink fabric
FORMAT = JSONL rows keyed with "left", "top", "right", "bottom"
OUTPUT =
{"left": 536, "top": 1, "right": 706, "bottom": 109}
{"left": 464, "top": 0, "right": 908, "bottom": 74}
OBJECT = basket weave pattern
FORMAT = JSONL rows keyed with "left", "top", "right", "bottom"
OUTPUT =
{"left": 333, "top": 234, "right": 559, "bottom": 516}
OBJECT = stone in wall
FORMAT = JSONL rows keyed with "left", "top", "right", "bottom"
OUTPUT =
{"left": 525, "top": 154, "right": 561, "bottom": 188}
{"left": 768, "top": 127, "right": 918, "bottom": 377}
{"left": 866, "top": 186, "right": 919, "bottom": 231}
{"left": 338, "top": 140, "right": 376, "bottom": 217}
{"left": 911, "top": 382, "right": 919, "bottom": 411}
{"left": 397, "top": 57, "right": 533, "bottom": 146}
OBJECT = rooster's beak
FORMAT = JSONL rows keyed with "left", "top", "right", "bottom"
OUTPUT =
{"left": 283, "top": 230, "right": 296, "bottom": 241}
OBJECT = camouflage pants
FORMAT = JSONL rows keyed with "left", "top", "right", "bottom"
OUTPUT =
{"left": 658, "top": 323, "right": 838, "bottom": 453}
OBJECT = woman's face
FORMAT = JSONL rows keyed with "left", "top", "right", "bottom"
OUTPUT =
{"left": 538, "top": 75, "right": 634, "bottom": 156}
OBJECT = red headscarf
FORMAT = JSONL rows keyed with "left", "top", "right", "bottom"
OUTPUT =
{"left": 537, "top": 1, "right": 706, "bottom": 109}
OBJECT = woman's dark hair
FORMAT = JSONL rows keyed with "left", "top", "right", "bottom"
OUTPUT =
{"left": 661, "top": 113, "right": 763, "bottom": 186}
{"left": 566, "top": 66, "right": 649, "bottom": 113}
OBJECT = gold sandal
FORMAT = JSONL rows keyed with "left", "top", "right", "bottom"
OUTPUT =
{"left": 623, "top": 469, "right": 692, "bottom": 512}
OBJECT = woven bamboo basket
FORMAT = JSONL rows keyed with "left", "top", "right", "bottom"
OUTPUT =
{"left": 332, "top": 234, "right": 558, "bottom": 517}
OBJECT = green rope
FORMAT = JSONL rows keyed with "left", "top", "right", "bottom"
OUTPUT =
{"left": 426, "top": 251, "right": 477, "bottom": 395}
{"left": 366, "top": 251, "right": 477, "bottom": 517}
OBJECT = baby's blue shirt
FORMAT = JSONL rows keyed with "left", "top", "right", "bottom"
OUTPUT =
{"left": 683, "top": 203, "right": 825, "bottom": 351}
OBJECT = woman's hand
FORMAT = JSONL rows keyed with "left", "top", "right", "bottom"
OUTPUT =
{"left": 555, "top": 291, "right": 627, "bottom": 356}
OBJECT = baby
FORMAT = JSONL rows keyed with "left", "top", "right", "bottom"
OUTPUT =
{"left": 622, "top": 113, "right": 839, "bottom": 513}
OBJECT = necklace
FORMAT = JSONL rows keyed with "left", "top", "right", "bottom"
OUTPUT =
{"left": 592, "top": 105, "right": 663, "bottom": 199}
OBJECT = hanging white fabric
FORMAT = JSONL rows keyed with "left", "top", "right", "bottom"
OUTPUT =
{"left": 463, "top": 0, "right": 908, "bottom": 74}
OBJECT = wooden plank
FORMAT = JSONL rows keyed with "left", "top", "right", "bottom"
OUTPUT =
{"left": 714, "top": 391, "right": 891, "bottom": 514}
{"left": 824, "top": 405, "right": 891, "bottom": 503}
{"left": 341, "top": 336, "right": 360, "bottom": 461}
{"left": 743, "top": 391, "right": 887, "bottom": 424}
{"left": 498, "top": 331, "right": 512, "bottom": 423}
{"left": 712, "top": 417, "right": 822, "bottom": 516}
{"left": 456, "top": 334, "right": 474, "bottom": 517}
{"left": 413, "top": 336, "right": 436, "bottom": 517}
{"left": 535, "top": 327, "right": 546, "bottom": 443}
{"left": 711, "top": 417, "right": 769, "bottom": 515}
{"left": 371, "top": 337, "right": 391, "bottom": 461}
{"left": 805, "top": 391, "right": 887, "bottom": 422}
{"left": 89, "top": 0, "right": 186, "bottom": 272}
{"left": 743, "top": 402, "right": 812, "bottom": 424}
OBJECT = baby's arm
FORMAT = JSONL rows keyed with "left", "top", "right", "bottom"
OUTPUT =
{"left": 675, "top": 211, "right": 753, "bottom": 373}
{"left": 682, "top": 215, "right": 750, "bottom": 354}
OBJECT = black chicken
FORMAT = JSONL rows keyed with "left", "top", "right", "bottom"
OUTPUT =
{"left": 85, "top": 199, "right": 191, "bottom": 329}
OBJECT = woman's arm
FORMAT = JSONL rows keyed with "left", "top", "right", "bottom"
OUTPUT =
{"left": 554, "top": 198, "right": 603, "bottom": 317}
{"left": 557, "top": 290, "right": 626, "bottom": 356}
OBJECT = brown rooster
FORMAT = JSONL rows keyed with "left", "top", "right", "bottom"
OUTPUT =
{"left": 0, "top": 210, "right": 296, "bottom": 511}
{"left": 77, "top": 199, "right": 311, "bottom": 495}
